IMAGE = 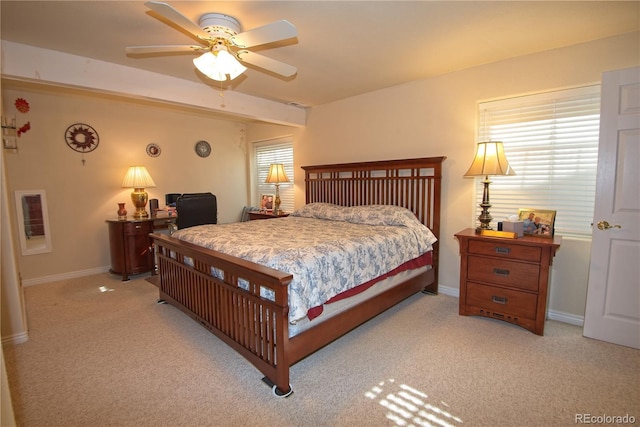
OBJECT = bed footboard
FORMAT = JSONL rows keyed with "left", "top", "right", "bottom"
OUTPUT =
{"left": 151, "top": 233, "right": 294, "bottom": 393}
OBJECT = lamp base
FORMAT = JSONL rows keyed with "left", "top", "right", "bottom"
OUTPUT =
{"left": 475, "top": 176, "right": 493, "bottom": 232}
{"left": 475, "top": 209, "right": 493, "bottom": 233}
{"left": 475, "top": 225, "right": 491, "bottom": 234}
{"left": 273, "top": 184, "right": 281, "bottom": 216}
{"left": 131, "top": 188, "right": 149, "bottom": 219}
{"left": 133, "top": 209, "right": 149, "bottom": 219}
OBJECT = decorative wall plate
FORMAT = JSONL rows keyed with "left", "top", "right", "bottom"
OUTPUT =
{"left": 146, "top": 143, "right": 161, "bottom": 157}
{"left": 65, "top": 123, "right": 99, "bottom": 153}
{"left": 195, "top": 140, "right": 211, "bottom": 158}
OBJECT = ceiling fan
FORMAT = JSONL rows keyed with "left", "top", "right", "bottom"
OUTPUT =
{"left": 126, "top": 1, "right": 298, "bottom": 82}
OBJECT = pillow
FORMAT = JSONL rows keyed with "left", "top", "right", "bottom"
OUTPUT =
{"left": 290, "top": 203, "right": 343, "bottom": 219}
{"left": 291, "top": 203, "right": 437, "bottom": 245}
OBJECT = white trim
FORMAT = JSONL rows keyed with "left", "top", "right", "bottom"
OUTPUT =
{"left": 252, "top": 135, "right": 294, "bottom": 145}
{"left": 21, "top": 266, "right": 110, "bottom": 287}
{"left": 476, "top": 82, "right": 601, "bottom": 105}
{"left": 547, "top": 309, "right": 584, "bottom": 327}
{"left": 19, "top": 271, "right": 585, "bottom": 329}
{"left": 1, "top": 41, "right": 306, "bottom": 127}
{"left": 437, "top": 284, "right": 459, "bottom": 298}
{"left": 1, "top": 332, "right": 29, "bottom": 345}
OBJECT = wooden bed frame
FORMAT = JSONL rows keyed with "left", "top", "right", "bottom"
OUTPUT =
{"left": 149, "top": 156, "right": 445, "bottom": 396}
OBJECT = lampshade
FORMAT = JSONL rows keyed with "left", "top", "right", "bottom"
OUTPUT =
{"left": 122, "top": 166, "right": 156, "bottom": 219}
{"left": 122, "top": 166, "right": 156, "bottom": 189}
{"left": 193, "top": 47, "right": 247, "bottom": 82}
{"left": 265, "top": 164, "right": 290, "bottom": 184}
{"left": 464, "top": 141, "right": 515, "bottom": 177}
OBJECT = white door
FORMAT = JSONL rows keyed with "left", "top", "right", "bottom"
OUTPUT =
{"left": 583, "top": 67, "right": 640, "bottom": 349}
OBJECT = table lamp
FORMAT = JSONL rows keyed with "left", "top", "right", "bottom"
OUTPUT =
{"left": 122, "top": 166, "right": 156, "bottom": 219}
{"left": 265, "top": 164, "right": 290, "bottom": 215}
{"left": 464, "top": 141, "right": 515, "bottom": 232}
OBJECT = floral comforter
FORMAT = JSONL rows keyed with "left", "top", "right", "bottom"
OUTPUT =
{"left": 171, "top": 203, "right": 437, "bottom": 323}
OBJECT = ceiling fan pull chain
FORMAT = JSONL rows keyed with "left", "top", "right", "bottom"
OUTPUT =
{"left": 219, "top": 83, "right": 226, "bottom": 108}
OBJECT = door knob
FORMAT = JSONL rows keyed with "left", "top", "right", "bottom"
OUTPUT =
{"left": 597, "top": 220, "right": 621, "bottom": 230}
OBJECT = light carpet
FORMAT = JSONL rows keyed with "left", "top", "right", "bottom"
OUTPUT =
{"left": 3, "top": 273, "right": 639, "bottom": 427}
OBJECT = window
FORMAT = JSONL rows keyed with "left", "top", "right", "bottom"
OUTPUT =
{"left": 475, "top": 85, "right": 601, "bottom": 238}
{"left": 254, "top": 138, "right": 294, "bottom": 212}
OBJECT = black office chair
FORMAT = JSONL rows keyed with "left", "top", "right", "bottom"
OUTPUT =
{"left": 165, "top": 193, "right": 181, "bottom": 207}
{"left": 176, "top": 193, "right": 218, "bottom": 229}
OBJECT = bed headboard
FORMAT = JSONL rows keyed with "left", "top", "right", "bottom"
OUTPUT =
{"left": 302, "top": 157, "right": 446, "bottom": 284}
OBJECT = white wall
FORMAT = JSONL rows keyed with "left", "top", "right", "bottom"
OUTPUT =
{"left": 2, "top": 32, "right": 638, "bottom": 321}
{"left": 2, "top": 84, "right": 250, "bottom": 283}
{"left": 3, "top": 28, "right": 634, "bottom": 427}
{"left": 250, "top": 31, "right": 640, "bottom": 320}
{"left": 1, "top": 80, "right": 21, "bottom": 426}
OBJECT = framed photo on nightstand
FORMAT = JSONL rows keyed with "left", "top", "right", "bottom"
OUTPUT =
{"left": 518, "top": 208, "right": 556, "bottom": 237}
{"left": 260, "top": 194, "right": 274, "bottom": 212}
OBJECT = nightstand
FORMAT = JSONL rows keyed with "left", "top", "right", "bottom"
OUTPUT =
{"left": 455, "top": 228, "right": 561, "bottom": 335}
{"left": 106, "top": 215, "right": 176, "bottom": 281}
{"left": 247, "top": 211, "right": 290, "bottom": 220}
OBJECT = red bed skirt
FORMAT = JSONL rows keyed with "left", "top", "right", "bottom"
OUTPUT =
{"left": 306, "top": 251, "right": 433, "bottom": 320}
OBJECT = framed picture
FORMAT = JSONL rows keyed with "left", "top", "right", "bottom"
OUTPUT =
{"left": 518, "top": 208, "right": 556, "bottom": 237}
{"left": 260, "top": 194, "right": 274, "bottom": 212}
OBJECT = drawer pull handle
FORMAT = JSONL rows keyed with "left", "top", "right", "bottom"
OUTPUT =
{"left": 492, "top": 296, "right": 508, "bottom": 305}
{"left": 495, "top": 247, "right": 511, "bottom": 255}
{"left": 493, "top": 268, "right": 510, "bottom": 277}
{"left": 135, "top": 225, "right": 142, "bottom": 229}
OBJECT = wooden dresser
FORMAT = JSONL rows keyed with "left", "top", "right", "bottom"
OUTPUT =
{"left": 455, "top": 228, "right": 561, "bottom": 335}
{"left": 106, "top": 215, "right": 176, "bottom": 281}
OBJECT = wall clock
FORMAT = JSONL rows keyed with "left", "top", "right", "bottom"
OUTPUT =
{"left": 195, "top": 140, "right": 211, "bottom": 158}
{"left": 65, "top": 123, "right": 99, "bottom": 153}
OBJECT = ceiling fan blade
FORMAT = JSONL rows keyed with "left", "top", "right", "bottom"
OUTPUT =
{"left": 144, "top": 1, "right": 212, "bottom": 41}
{"left": 236, "top": 50, "right": 297, "bottom": 77}
{"left": 230, "top": 20, "right": 297, "bottom": 48}
{"left": 126, "top": 45, "right": 205, "bottom": 54}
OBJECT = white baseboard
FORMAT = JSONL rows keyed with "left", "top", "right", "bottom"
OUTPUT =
{"left": 547, "top": 310, "right": 584, "bottom": 326}
{"left": 437, "top": 284, "right": 459, "bottom": 298}
{"left": 1, "top": 332, "right": 28, "bottom": 345}
{"left": 21, "top": 275, "right": 586, "bottom": 327}
{"left": 22, "top": 266, "right": 110, "bottom": 287}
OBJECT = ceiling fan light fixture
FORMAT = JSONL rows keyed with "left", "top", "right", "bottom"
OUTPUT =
{"left": 215, "top": 49, "right": 247, "bottom": 79}
{"left": 129, "top": 2, "right": 298, "bottom": 80}
{"left": 193, "top": 47, "right": 247, "bottom": 82}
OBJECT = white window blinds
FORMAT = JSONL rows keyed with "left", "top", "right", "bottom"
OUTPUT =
{"left": 476, "top": 85, "right": 601, "bottom": 238}
{"left": 255, "top": 139, "right": 294, "bottom": 213}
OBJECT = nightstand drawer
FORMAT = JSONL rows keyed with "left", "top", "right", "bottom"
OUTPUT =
{"left": 122, "top": 222, "right": 153, "bottom": 236}
{"left": 468, "top": 240, "right": 541, "bottom": 262}
{"left": 468, "top": 255, "right": 540, "bottom": 291}
{"left": 466, "top": 282, "right": 538, "bottom": 320}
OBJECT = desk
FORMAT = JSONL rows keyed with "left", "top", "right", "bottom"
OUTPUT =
{"left": 106, "top": 215, "right": 176, "bottom": 281}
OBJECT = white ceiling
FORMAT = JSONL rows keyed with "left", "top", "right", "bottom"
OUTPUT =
{"left": 1, "top": 1, "right": 639, "bottom": 107}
